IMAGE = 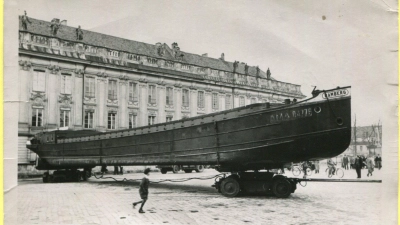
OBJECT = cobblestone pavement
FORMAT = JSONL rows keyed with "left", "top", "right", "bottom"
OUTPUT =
{"left": 6, "top": 166, "right": 390, "bottom": 225}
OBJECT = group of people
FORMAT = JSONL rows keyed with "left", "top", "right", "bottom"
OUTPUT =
{"left": 341, "top": 154, "right": 381, "bottom": 178}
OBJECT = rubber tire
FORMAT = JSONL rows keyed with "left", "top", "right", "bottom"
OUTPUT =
{"left": 272, "top": 179, "right": 292, "bottom": 198}
{"left": 220, "top": 177, "right": 241, "bottom": 197}
{"left": 184, "top": 169, "right": 193, "bottom": 173}
{"left": 292, "top": 167, "right": 301, "bottom": 177}
{"left": 172, "top": 165, "right": 180, "bottom": 173}
{"left": 42, "top": 173, "right": 49, "bottom": 183}
{"left": 75, "top": 171, "right": 81, "bottom": 182}
{"left": 305, "top": 168, "right": 313, "bottom": 176}
{"left": 195, "top": 165, "right": 204, "bottom": 173}
{"left": 336, "top": 168, "right": 344, "bottom": 178}
{"left": 161, "top": 168, "right": 168, "bottom": 174}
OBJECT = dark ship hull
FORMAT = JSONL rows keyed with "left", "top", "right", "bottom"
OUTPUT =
{"left": 27, "top": 87, "right": 351, "bottom": 172}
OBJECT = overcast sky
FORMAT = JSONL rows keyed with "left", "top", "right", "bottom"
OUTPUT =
{"left": 14, "top": 0, "right": 398, "bottom": 126}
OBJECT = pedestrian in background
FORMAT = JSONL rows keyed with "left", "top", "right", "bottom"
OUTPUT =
{"left": 354, "top": 155, "right": 362, "bottom": 178}
{"left": 375, "top": 154, "right": 382, "bottom": 170}
{"left": 350, "top": 156, "right": 355, "bottom": 169}
{"left": 133, "top": 168, "right": 151, "bottom": 213}
{"left": 314, "top": 160, "right": 320, "bottom": 174}
{"left": 113, "top": 165, "right": 119, "bottom": 175}
{"left": 343, "top": 155, "right": 349, "bottom": 170}
{"left": 366, "top": 157, "right": 375, "bottom": 177}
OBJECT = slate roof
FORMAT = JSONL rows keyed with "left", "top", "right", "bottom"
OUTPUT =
{"left": 20, "top": 16, "right": 272, "bottom": 79}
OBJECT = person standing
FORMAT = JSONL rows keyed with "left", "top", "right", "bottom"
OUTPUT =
{"left": 343, "top": 155, "right": 349, "bottom": 170}
{"left": 375, "top": 154, "right": 382, "bottom": 170}
{"left": 314, "top": 160, "right": 320, "bottom": 174}
{"left": 366, "top": 157, "right": 375, "bottom": 177}
{"left": 354, "top": 155, "right": 362, "bottom": 178}
{"left": 133, "top": 168, "right": 151, "bottom": 213}
{"left": 350, "top": 156, "right": 355, "bottom": 169}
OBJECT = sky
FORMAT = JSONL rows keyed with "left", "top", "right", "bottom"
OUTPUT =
{"left": 12, "top": 0, "right": 398, "bottom": 127}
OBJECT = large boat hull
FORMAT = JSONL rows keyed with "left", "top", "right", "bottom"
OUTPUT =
{"left": 28, "top": 87, "right": 351, "bottom": 171}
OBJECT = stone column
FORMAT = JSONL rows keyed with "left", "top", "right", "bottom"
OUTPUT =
{"left": 219, "top": 93, "right": 226, "bottom": 111}
{"left": 205, "top": 92, "right": 212, "bottom": 114}
{"left": 174, "top": 88, "right": 182, "bottom": 120}
{"left": 74, "top": 72, "right": 83, "bottom": 128}
{"left": 18, "top": 63, "right": 31, "bottom": 132}
{"left": 46, "top": 67, "right": 59, "bottom": 129}
{"left": 158, "top": 86, "right": 166, "bottom": 123}
{"left": 119, "top": 80, "right": 128, "bottom": 129}
{"left": 139, "top": 83, "right": 148, "bottom": 126}
{"left": 97, "top": 77, "right": 107, "bottom": 131}
{"left": 233, "top": 94, "right": 239, "bottom": 108}
{"left": 190, "top": 89, "right": 197, "bottom": 117}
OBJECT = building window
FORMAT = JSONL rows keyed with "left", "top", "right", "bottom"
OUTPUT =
{"left": 212, "top": 93, "right": 219, "bottom": 110}
{"left": 148, "top": 85, "right": 157, "bottom": 104}
{"left": 108, "top": 112, "right": 117, "bottom": 130}
{"left": 60, "top": 73, "right": 71, "bottom": 94}
{"left": 128, "top": 54, "right": 141, "bottom": 61}
{"left": 239, "top": 96, "right": 245, "bottom": 107}
{"left": 84, "top": 77, "right": 95, "bottom": 98}
{"left": 108, "top": 80, "right": 117, "bottom": 100}
{"left": 166, "top": 116, "right": 173, "bottom": 122}
{"left": 85, "top": 46, "right": 97, "bottom": 54}
{"left": 197, "top": 67, "right": 206, "bottom": 73}
{"left": 128, "top": 82, "right": 138, "bottom": 102}
{"left": 129, "top": 114, "right": 136, "bottom": 129}
{"left": 32, "top": 70, "right": 46, "bottom": 92}
{"left": 251, "top": 98, "right": 256, "bottom": 104}
{"left": 148, "top": 116, "right": 156, "bottom": 125}
{"left": 225, "top": 95, "right": 231, "bottom": 110}
{"left": 147, "top": 57, "right": 157, "bottom": 64}
{"left": 84, "top": 111, "right": 94, "bottom": 129}
{"left": 198, "top": 91, "right": 205, "bottom": 108}
{"left": 166, "top": 87, "right": 174, "bottom": 105}
{"left": 165, "top": 61, "right": 175, "bottom": 68}
{"left": 59, "top": 110, "right": 70, "bottom": 127}
{"left": 31, "top": 108, "right": 43, "bottom": 127}
{"left": 181, "top": 64, "right": 191, "bottom": 70}
{"left": 108, "top": 50, "right": 119, "bottom": 57}
{"left": 182, "top": 89, "right": 189, "bottom": 107}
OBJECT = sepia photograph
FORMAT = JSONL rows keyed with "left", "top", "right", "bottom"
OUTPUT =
{"left": 4, "top": 0, "right": 398, "bottom": 224}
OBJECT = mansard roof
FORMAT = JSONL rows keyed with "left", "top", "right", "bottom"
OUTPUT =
{"left": 19, "top": 16, "right": 272, "bottom": 79}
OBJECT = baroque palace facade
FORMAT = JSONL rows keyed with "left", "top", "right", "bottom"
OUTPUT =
{"left": 18, "top": 16, "right": 304, "bottom": 169}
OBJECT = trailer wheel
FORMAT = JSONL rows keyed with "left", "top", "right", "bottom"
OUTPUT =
{"left": 184, "top": 169, "right": 193, "bottom": 173}
{"left": 42, "top": 172, "right": 49, "bottom": 183}
{"left": 161, "top": 168, "right": 168, "bottom": 174}
{"left": 172, "top": 165, "right": 180, "bottom": 173}
{"left": 272, "top": 179, "right": 292, "bottom": 198}
{"left": 195, "top": 165, "right": 204, "bottom": 173}
{"left": 220, "top": 177, "right": 240, "bottom": 197}
{"left": 75, "top": 171, "right": 81, "bottom": 182}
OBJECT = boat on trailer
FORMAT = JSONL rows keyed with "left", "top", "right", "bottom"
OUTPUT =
{"left": 27, "top": 86, "right": 351, "bottom": 197}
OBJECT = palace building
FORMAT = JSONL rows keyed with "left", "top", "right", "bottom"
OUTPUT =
{"left": 18, "top": 16, "right": 305, "bottom": 170}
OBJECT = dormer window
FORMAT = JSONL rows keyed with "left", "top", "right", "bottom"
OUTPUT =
{"left": 108, "top": 50, "right": 120, "bottom": 57}
{"left": 147, "top": 57, "right": 157, "bottom": 64}
{"left": 181, "top": 64, "right": 191, "bottom": 70}
{"left": 128, "top": 54, "right": 141, "bottom": 61}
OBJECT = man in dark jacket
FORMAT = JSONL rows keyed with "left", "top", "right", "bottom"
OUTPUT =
{"left": 133, "top": 168, "right": 151, "bottom": 213}
{"left": 354, "top": 155, "right": 363, "bottom": 178}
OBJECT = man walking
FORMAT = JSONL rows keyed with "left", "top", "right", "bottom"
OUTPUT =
{"left": 375, "top": 154, "right": 382, "bottom": 170}
{"left": 355, "top": 155, "right": 362, "bottom": 178}
{"left": 343, "top": 155, "right": 349, "bottom": 170}
{"left": 133, "top": 168, "right": 151, "bottom": 213}
{"left": 366, "top": 156, "right": 375, "bottom": 177}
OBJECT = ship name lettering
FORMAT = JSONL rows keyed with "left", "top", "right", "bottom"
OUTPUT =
{"left": 270, "top": 108, "right": 312, "bottom": 123}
